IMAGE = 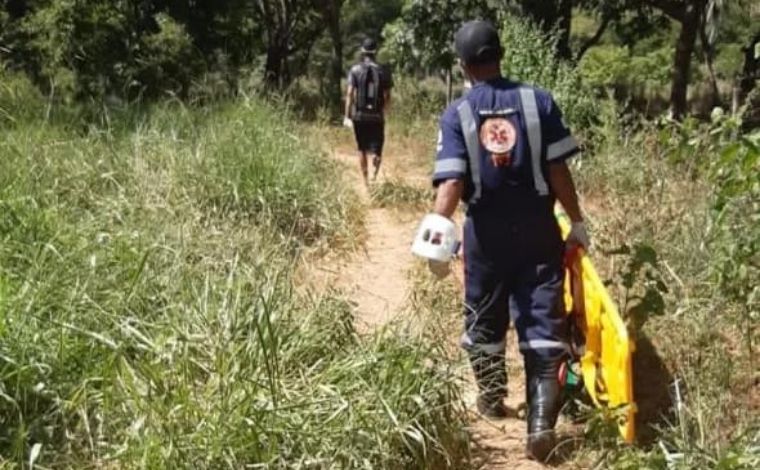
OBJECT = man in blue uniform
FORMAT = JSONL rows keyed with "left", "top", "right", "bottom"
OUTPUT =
{"left": 429, "top": 21, "right": 590, "bottom": 461}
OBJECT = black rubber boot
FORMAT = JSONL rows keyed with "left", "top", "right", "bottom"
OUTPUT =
{"left": 524, "top": 353, "right": 563, "bottom": 462}
{"left": 470, "top": 351, "right": 508, "bottom": 418}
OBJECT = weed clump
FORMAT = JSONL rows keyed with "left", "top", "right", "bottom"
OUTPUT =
{"left": 0, "top": 92, "right": 469, "bottom": 468}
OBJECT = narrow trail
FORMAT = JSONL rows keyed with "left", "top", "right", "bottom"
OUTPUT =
{"left": 315, "top": 129, "right": 574, "bottom": 469}
{"left": 324, "top": 151, "right": 417, "bottom": 330}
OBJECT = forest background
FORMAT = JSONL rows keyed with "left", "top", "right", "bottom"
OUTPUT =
{"left": 0, "top": 0, "right": 758, "bottom": 468}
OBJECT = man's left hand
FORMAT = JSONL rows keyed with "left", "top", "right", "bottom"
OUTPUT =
{"left": 566, "top": 221, "right": 590, "bottom": 251}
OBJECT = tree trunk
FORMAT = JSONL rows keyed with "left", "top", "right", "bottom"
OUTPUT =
{"left": 576, "top": 14, "right": 611, "bottom": 62}
{"left": 326, "top": 0, "right": 344, "bottom": 114}
{"left": 669, "top": 1, "right": 704, "bottom": 120}
{"left": 732, "top": 84, "right": 741, "bottom": 116}
{"left": 738, "top": 31, "right": 760, "bottom": 106}
{"left": 264, "top": 41, "right": 288, "bottom": 89}
{"left": 519, "top": 0, "right": 572, "bottom": 60}
{"left": 699, "top": 26, "right": 721, "bottom": 108}
{"left": 556, "top": 0, "right": 573, "bottom": 60}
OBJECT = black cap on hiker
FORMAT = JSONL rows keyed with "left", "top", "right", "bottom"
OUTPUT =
{"left": 361, "top": 38, "right": 378, "bottom": 54}
{"left": 454, "top": 20, "right": 502, "bottom": 65}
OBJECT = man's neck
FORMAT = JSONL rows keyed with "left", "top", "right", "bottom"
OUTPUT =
{"left": 466, "top": 62, "right": 502, "bottom": 83}
{"left": 471, "top": 73, "right": 502, "bottom": 84}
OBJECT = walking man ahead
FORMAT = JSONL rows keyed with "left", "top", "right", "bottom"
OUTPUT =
{"left": 344, "top": 38, "right": 393, "bottom": 185}
{"left": 428, "top": 21, "right": 590, "bottom": 461}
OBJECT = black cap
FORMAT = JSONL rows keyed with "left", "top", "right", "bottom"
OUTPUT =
{"left": 454, "top": 21, "right": 502, "bottom": 65}
{"left": 361, "top": 38, "right": 378, "bottom": 54}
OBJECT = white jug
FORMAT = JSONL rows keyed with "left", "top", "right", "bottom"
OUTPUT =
{"left": 411, "top": 214, "right": 459, "bottom": 262}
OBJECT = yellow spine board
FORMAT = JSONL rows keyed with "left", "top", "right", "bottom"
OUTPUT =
{"left": 556, "top": 212, "right": 636, "bottom": 444}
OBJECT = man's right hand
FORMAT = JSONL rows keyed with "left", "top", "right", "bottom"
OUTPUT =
{"left": 342, "top": 117, "right": 353, "bottom": 129}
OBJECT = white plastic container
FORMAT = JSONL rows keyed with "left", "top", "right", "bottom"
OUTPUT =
{"left": 411, "top": 214, "right": 459, "bottom": 262}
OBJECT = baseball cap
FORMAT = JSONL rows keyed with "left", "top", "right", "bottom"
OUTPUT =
{"left": 454, "top": 21, "right": 503, "bottom": 65}
{"left": 361, "top": 38, "right": 378, "bottom": 54}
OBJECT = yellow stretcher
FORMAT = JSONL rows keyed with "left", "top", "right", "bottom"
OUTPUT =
{"left": 556, "top": 211, "right": 636, "bottom": 444}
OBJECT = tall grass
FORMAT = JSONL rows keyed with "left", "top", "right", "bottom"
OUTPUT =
{"left": 0, "top": 76, "right": 470, "bottom": 468}
{"left": 371, "top": 179, "right": 433, "bottom": 211}
{"left": 575, "top": 101, "right": 759, "bottom": 468}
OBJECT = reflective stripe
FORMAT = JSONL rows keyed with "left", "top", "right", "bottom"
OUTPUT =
{"left": 457, "top": 100, "right": 482, "bottom": 204}
{"left": 547, "top": 135, "right": 579, "bottom": 161}
{"left": 434, "top": 158, "right": 467, "bottom": 174}
{"left": 518, "top": 340, "right": 570, "bottom": 352}
{"left": 479, "top": 107, "right": 517, "bottom": 117}
{"left": 461, "top": 333, "right": 506, "bottom": 355}
{"left": 519, "top": 88, "right": 549, "bottom": 196}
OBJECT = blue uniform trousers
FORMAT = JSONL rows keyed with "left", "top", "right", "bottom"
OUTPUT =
{"left": 461, "top": 211, "right": 568, "bottom": 361}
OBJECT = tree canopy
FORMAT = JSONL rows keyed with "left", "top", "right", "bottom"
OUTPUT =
{"left": 0, "top": 0, "right": 756, "bottom": 119}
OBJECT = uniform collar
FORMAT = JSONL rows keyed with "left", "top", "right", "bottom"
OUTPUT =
{"left": 471, "top": 76, "right": 518, "bottom": 89}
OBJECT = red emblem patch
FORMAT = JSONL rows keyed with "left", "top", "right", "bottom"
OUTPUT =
{"left": 479, "top": 118, "right": 517, "bottom": 167}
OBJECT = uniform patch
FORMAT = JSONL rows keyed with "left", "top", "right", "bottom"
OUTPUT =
{"left": 479, "top": 117, "right": 517, "bottom": 167}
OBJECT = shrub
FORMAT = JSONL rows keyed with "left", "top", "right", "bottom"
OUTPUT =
{"left": 17, "top": 2, "right": 200, "bottom": 101}
{"left": 500, "top": 14, "right": 600, "bottom": 132}
{"left": 371, "top": 179, "right": 434, "bottom": 210}
{"left": 0, "top": 94, "right": 469, "bottom": 468}
{"left": 575, "top": 100, "right": 759, "bottom": 468}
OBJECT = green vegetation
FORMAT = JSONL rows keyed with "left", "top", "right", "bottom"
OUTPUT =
{"left": 0, "top": 1, "right": 758, "bottom": 468}
{"left": 571, "top": 103, "right": 759, "bottom": 469}
{"left": 371, "top": 179, "right": 433, "bottom": 211}
{"left": 0, "top": 72, "right": 470, "bottom": 468}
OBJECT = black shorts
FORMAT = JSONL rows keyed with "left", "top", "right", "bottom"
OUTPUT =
{"left": 353, "top": 120, "right": 385, "bottom": 156}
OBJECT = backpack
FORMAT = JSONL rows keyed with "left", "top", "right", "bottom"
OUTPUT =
{"left": 354, "top": 62, "right": 383, "bottom": 121}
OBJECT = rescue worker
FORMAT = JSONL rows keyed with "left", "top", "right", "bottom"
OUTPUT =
{"left": 429, "top": 21, "right": 590, "bottom": 462}
{"left": 344, "top": 38, "right": 393, "bottom": 185}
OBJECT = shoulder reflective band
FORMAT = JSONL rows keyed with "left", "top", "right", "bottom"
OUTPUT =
{"left": 434, "top": 158, "right": 467, "bottom": 174}
{"left": 547, "top": 135, "right": 579, "bottom": 161}
{"left": 519, "top": 88, "right": 549, "bottom": 196}
{"left": 457, "top": 100, "right": 482, "bottom": 204}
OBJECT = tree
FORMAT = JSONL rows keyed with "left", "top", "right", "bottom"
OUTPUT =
{"left": 574, "top": 0, "right": 636, "bottom": 62}
{"left": 510, "top": 0, "right": 748, "bottom": 119}
{"left": 383, "top": 0, "right": 499, "bottom": 101}
{"left": 319, "top": 0, "right": 345, "bottom": 110}
{"left": 735, "top": 31, "right": 759, "bottom": 116}
{"left": 645, "top": 1, "right": 708, "bottom": 119}
{"left": 513, "top": 0, "right": 573, "bottom": 60}
{"left": 253, "top": 0, "right": 322, "bottom": 88}
{"left": 510, "top": 0, "right": 629, "bottom": 62}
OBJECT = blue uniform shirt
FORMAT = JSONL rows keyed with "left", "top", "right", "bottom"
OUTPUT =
{"left": 433, "top": 78, "right": 579, "bottom": 217}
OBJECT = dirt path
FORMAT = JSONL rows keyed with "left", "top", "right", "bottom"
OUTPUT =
{"left": 324, "top": 152, "right": 417, "bottom": 330}
{"left": 317, "top": 130, "right": 572, "bottom": 469}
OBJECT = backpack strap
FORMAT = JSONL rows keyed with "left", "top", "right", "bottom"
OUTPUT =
{"left": 367, "top": 63, "right": 379, "bottom": 104}
{"left": 518, "top": 87, "right": 549, "bottom": 196}
{"left": 457, "top": 100, "right": 482, "bottom": 205}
